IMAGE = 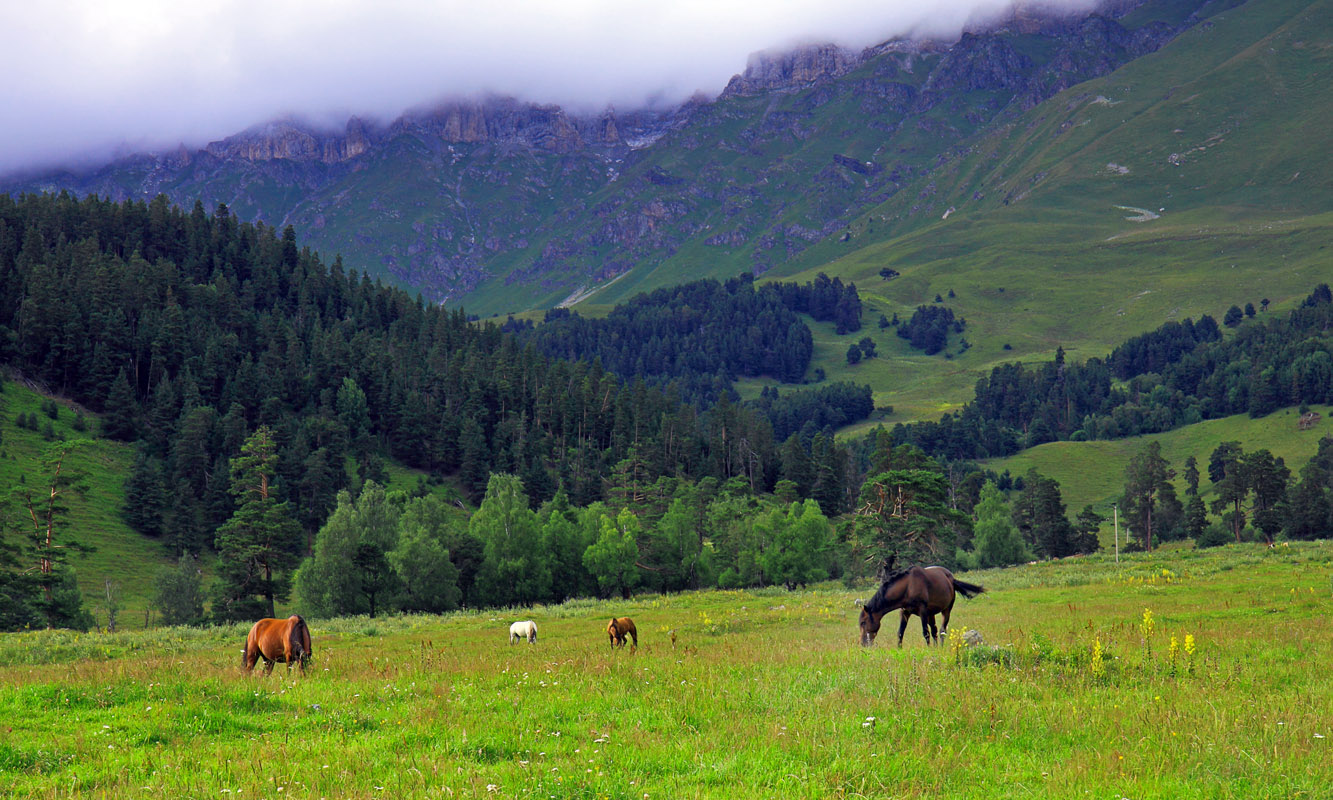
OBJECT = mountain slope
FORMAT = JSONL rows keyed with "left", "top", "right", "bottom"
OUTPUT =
{"left": 2, "top": 0, "right": 1214, "bottom": 313}
{"left": 775, "top": 0, "right": 1333, "bottom": 423}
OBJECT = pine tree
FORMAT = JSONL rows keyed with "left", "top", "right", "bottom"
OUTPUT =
{"left": 1245, "top": 449, "right": 1290, "bottom": 545}
{"left": 1121, "top": 441, "right": 1175, "bottom": 551}
{"left": 1012, "top": 470, "right": 1078, "bottom": 558}
{"left": 121, "top": 450, "right": 166, "bottom": 537}
{"left": 212, "top": 426, "right": 303, "bottom": 621}
{"left": 1286, "top": 463, "right": 1332, "bottom": 541}
{"left": 101, "top": 368, "right": 139, "bottom": 441}
{"left": 4, "top": 441, "right": 97, "bottom": 629}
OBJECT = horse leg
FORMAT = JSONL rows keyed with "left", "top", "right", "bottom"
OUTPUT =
{"left": 940, "top": 606, "right": 952, "bottom": 640}
{"left": 921, "top": 613, "right": 932, "bottom": 645}
{"left": 897, "top": 610, "right": 910, "bottom": 648}
{"left": 263, "top": 658, "right": 275, "bottom": 676}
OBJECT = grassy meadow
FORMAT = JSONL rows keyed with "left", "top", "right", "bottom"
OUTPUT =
{"left": 986, "top": 405, "right": 1333, "bottom": 522}
{"left": 3, "top": 541, "right": 1330, "bottom": 798}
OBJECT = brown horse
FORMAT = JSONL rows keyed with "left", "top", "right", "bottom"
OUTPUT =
{"left": 859, "top": 566, "right": 984, "bottom": 647}
{"left": 607, "top": 617, "right": 638, "bottom": 648}
{"left": 243, "top": 615, "right": 312, "bottom": 675}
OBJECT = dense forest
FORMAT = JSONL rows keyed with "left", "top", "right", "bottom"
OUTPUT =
{"left": 0, "top": 193, "right": 868, "bottom": 627}
{"left": 502, "top": 273, "right": 871, "bottom": 421}
{"left": 0, "top": 192, "right": 1328, "bottom": 631}
{"left": 890, "top": 290, "right": 1333, "bottom": 460}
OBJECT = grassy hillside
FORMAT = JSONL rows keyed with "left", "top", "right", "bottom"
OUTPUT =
{"left": 0, "top": 379, "right": 462, "bottom": 631}
{"left": 774, "top": 0, "right": 1333, "bottom": 424}
{"left": 3, "top": 540, "right": 1330, "bottom": 797}
{"left": 986, "top": 404, "right": 1333, "bottom": 528}
{"left": 0, "top": 379, "right": 167, "bottom": 629}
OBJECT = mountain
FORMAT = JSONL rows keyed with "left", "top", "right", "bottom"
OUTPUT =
{"left": 1, "top": 0, "right": 1220, "bottom": 313}
{"left": 774, "top": 0, "right": 1333, "bottom": 425}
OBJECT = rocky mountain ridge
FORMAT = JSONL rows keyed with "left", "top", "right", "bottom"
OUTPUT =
{"left": 2, "top": 0, "right": 1221, "bottom": 311}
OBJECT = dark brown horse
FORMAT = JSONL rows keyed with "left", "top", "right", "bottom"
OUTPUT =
{"left": 859, "top": 566, "right": 984, "bottom": 647}
{"left": 243, "top": 615, "right": 312, "bottom": 675}
{"left": 607, "top": 617, "right": 638, "bottom": 648}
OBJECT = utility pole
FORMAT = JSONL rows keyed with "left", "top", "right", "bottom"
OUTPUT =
{"left": 1113, "top": 503, "right": 1119, "bottom": 564}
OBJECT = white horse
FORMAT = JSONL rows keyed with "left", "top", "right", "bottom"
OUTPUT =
{"left": 509, "top": 620, "right": 537, "bottom": 644}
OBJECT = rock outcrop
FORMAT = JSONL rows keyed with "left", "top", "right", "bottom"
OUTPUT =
{"left": 722, "top": 44, "right": 863, "bottom": 96}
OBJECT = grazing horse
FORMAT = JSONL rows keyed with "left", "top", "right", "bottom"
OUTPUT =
{"left": 510, "top": 620, "right": 538, "bottom": 644}
{"left": 244, "top": 615, "right": 312, "bottom": 675}
{"left": 607, "top": 617, "right": 637, "bottom": 648}
{"left": 859, "top": 566, "right": 984, "bottom": 647}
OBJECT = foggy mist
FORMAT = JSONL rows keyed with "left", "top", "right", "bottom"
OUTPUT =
{"left": 0, "top": 0, "right": 1100, "bottom": 174}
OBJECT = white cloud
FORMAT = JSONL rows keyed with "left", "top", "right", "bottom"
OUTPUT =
{"left": 0, "top": 0, "right": 1098, "bottom": 173}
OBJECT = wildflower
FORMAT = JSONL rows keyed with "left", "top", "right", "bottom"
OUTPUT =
{"left": 1090, "top": 636, "right": 1106, "bottom": 679}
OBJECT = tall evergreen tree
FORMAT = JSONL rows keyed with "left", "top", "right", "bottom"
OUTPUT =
{"left": 101, "top": 368, "right": 140, "bottom": 441}
{"left": 1012, "top": 469, "right": 1080, "bottom": 558}
{"left": 4, "top": 441, "right": 95, "bottom": 629}
{"left": 153, "top": 552, "right": 205, "bottom": 627}
{"left": 122, "top": 450, "right": 168, "bottom": 538}
{"left": 212, "top": 426, "right": 303, "bottom": 621}
{"left": 1286, "top": 461, "right": 1332, "bottom": 541}
{"left": 1121, "top": 441, "right": 1175, "bottom": 551}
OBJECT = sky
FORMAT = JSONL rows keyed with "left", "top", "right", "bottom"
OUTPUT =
{"left": 0, "top": 0, "right": 1098, "bottom": 174}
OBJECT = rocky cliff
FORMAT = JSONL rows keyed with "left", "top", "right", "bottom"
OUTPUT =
{"left": 1, "top": 0, "right": 1218, "bottom": 312}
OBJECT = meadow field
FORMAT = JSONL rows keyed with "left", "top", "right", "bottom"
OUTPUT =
{"left": 3, "top": 540, "right": 1330, "bottom": 798}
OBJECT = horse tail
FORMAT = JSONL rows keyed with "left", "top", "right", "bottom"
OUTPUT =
{"left": 952, "top": 578, "right": 986, "bottom": 599}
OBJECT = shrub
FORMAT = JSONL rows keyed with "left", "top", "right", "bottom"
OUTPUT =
{"left": 1196, "top": 523, "right": 1231, "bottom": 549}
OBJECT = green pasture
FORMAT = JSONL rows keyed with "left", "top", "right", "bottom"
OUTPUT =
{"left": 774, "top": 209, "right": 1333, "bottom": 427}
{"left": 0, "top": 381, "right": 167, "bottom": 629}
{"left": 986, "top": 405, "right": 1333, "bottom": 525}
{"left": 0, "top": 379, "right": 453, "bottom": 632}
{"left": 3, "top": 541, "right": 1330, "bottom": 798}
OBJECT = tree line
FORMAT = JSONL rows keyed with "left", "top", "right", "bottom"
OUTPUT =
{"left": 1115, "top": 435, "right": 1333, "bottom": 552}
{"left": 891, "top": 286, "right": 1333, "bottom": 461}
{"left": 0, "top": 192, "right": 869, "bottom": 627}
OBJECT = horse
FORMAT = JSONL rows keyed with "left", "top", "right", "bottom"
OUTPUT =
{"left": 607, "top": 617, "right": 637, "bottom": 648}
{"left": 243, "top": 615, "right": 312, "bottom": 675}
{"left": 859, "top": 566, "right": 984, "bottom": 648}
{"left": 510, "top": 620, "right": 538, "bottom": 644}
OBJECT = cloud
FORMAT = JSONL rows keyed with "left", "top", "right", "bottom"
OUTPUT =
{"left": 0, "top": 0, "right": 1098, "bottom": 174}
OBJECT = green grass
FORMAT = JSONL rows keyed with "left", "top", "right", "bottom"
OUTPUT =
{"left": 0, "top": 378, "right": 463, "bottom": 631}
{"left": 766, "top": 0, "right": 1333, "bottom": 425}
{"left": 986, "top": 405, "right": 1333, "bottom": 519}
{"left": 3, "top": 541, "right": 1330, "bottom": 797}
{"left": 0, "top": 380, "right": 169, "bottom": 630}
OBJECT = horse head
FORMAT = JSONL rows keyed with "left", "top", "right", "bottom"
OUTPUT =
{"left": 858, "top": 607, "right": 881, "bottom": 647}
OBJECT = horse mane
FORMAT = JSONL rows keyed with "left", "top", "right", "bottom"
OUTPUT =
{"left": 864, "top": 567, "right": 916, "bottom": 614}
